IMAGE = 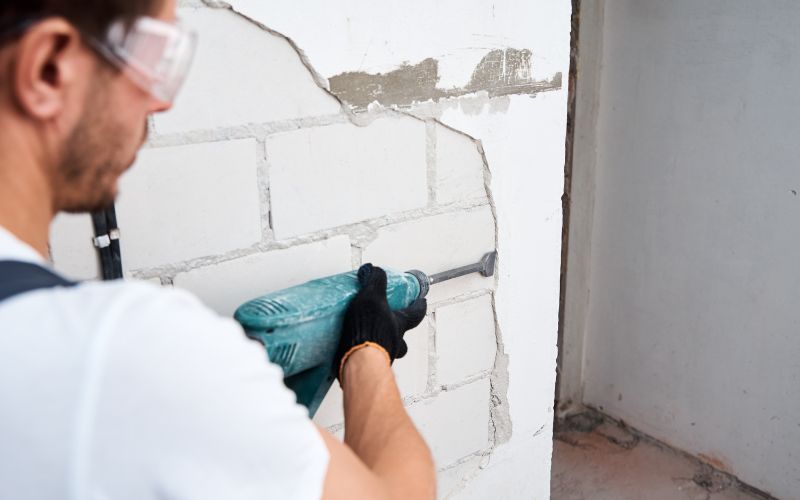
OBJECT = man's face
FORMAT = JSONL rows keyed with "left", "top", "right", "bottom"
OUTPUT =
{"left": 55, "top": 0, "right": 177, "bottom": 213}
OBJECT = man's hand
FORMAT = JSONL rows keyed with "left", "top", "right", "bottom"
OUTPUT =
{"left": 319, "top": 264, "right": 435, "bottom": 500}
{"left": 335, "top": 263, "right": 427, "bottom": 381}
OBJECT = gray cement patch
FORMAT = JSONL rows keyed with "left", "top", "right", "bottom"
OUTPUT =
{"left": 330, "top": 49, "right": 562, "bottom": 111}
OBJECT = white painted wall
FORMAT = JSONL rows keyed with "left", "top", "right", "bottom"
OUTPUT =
{"left": 568, "top": 1, "right": 800, "bottom": 497}
{"left": 226, "top": 0, "right": 567, "bottom": 88}
{"left": 50, "top": 2, "right": 572, "bottom": 497}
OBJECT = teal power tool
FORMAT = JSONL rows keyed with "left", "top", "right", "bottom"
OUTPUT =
{"left": 234, "top": 252, "right": 497, "bottom": 417}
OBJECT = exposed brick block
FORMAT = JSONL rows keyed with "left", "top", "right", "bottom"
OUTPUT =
{"left": 407, "top": 378, "right": 490, "bottom": 467}
{"left": 361, "top": 207, "right": 496, "bottom": 303}
{"left": 435, "top": 125, "right": 488, "bottom": 204}
{"left": 154, "top": 8, "right": 340, "bottom": 134}
{"left": 173, "top": 236, "right": 352, "bottom": 316}
{"left": 393, "top": 318, "right": 430, "bottom": 398}
{"left": 49, "top": 213, "right": 100, "bottom": 281}
{"left": 268, "top": 118, "right": 428, "bottom": 238}
{"left": 435, "top": 295, "right": 497, "bottom": 385}
{"left": 116, "top": 139, "right": 262, "bottom": 271}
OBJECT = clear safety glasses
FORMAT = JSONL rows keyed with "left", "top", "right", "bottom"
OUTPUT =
{"left": 87, "top": 17, "right": 197, "bottom": 103}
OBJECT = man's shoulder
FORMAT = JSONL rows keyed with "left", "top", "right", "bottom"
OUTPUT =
{"left": 66, "top": 279, "right": 283, "bottom": 388}
{"left": 63, "top": 278, "right": 224, "bottom": 326}
{"left": 5, "top": 277, "right": 248, "bottom": 353}
{"left": 70, "top": 278, "right": 201, "bottom": 306}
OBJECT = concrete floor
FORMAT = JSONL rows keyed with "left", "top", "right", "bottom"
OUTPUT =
{"left": 551, "top": 413, "right": 769, "bottom": 500}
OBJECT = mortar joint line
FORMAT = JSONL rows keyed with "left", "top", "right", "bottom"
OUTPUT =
{"left": 440, "top": 449, "right": 493, "bottom": 499}
{"left": 127, "top": 197, "right": 479, "bottom": 277}
{"left": 425, "top": 311, "right": 438, "bottom": 394}
{"left": 254, "top": 137, "right": 273, "bottom": 243}
{"left": 349, "top": 245, "right": 363, "bottom": 271}
{"left": 425, "top": 119, "right": 438, "bottom": 206}
{"left": 401, "top": 370, "right": 493, "bottom": 410}
{"left": 130, "top": 192, "right": 486, "bottom": 276}
{"left": 439, "top": 370, "right": 492, "bottom": 392}
{"left": 428, "top": 288, "right": 495, "bottom": 310}
{"left": 144, "top": 114, "right": 351, "bottom": 150}
{"left": 437, "top": 449, "right": 490, "bottom": 474}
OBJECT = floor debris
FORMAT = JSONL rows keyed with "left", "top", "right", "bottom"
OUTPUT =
{"left": 551, "top": 412, "right": 774, "bottom": 500}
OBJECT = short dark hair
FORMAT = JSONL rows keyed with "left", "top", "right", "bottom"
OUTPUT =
{"left": 0, "top": 0, "right": 162, "bottom": 42}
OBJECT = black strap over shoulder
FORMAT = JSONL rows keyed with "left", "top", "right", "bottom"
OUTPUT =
{"left": 0, "top": 261, "right": 76, "bottom": 303}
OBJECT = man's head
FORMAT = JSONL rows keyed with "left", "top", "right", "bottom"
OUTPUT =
{"left": 0, "top": 0, "right": 190, "bottom": 213}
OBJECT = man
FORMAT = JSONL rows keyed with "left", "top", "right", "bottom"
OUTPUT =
{"left": 0, "top": 0, "right": 436, "bottom": 498}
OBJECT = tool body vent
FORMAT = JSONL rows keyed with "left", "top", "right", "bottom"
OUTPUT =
{"left": 246, "top": 298, "right": 291, "bottom": 316}
{"left": 268, "top": 343, "right": 297, "bottom": 367}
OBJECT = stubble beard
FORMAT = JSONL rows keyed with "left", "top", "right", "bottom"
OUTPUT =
{"left": 56, "top": 83, "right": 145, "bottom": 214}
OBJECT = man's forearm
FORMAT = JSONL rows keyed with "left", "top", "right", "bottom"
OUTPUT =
{"left": 341, "top": 347, "right": 436, "bottom": 500}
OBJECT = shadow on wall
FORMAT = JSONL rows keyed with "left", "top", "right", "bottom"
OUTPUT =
{"left": 330, "top": 48, "right": 562, "bottom": 111}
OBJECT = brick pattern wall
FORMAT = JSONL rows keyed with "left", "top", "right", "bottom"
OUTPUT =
{"left": 49, "top": 5, "right": 500, "bottom": 496}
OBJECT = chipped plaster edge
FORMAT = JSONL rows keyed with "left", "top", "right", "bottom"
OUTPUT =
{"left": 200, "top": 0, "right": 334, "bottom": 94}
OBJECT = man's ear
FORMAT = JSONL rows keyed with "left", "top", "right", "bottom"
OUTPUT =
{"left": 13, "top": 18, "right": 87, "bottom": 120}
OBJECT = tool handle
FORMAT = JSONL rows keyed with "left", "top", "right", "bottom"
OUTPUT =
{"left": 234, "top": 269, "right": 422, "bottom": 416}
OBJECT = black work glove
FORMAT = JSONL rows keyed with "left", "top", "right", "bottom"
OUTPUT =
{"left": 336, "top": 263, "right": 427, "bottom": 382}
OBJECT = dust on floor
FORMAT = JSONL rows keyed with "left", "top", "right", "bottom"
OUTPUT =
{"left": 551, "top": 412, "right": 772, "bottom": 500}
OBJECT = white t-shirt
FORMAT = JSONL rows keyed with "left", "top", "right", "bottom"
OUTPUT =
{"left": 0, "top": 226, "right": 328, "bottom": 500}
